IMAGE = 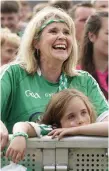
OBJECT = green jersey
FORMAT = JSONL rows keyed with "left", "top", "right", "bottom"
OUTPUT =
{"left": 1, "top": 64, "right": 108, "bottom": 133}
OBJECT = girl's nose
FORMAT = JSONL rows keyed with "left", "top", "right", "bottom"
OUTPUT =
{"left": 78, "top": 116, "right": 84, "bottom": 126}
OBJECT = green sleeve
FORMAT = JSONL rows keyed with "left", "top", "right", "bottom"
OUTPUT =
{"left": 27, "top": 122, "right": 53, "bottom": 137}
{"left": 1, "top": 66, "right": 13, "bottom": 122}
{"left": 86, "top": 72, "right": 109, "bottom": 116}
{"left": 39, "top": 124, "right": 53, "bottom": 136}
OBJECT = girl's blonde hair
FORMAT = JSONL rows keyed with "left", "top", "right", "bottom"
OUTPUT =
{"left": 17, "top": 6, "right": 78, "bottom": 76}
{"left": 41, "top": 88, "right": 96, "bottom": 127}
{"left": 1, "top": 28, "right": 20, "bottom": 48}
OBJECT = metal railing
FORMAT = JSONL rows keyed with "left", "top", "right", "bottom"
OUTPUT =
{"left": 1, "top": 135, "right": 108, "bottom": 171}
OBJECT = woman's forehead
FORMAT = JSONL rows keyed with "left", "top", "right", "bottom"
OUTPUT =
{"left": 42, "top": 22, "right": 70, "bottom": 31}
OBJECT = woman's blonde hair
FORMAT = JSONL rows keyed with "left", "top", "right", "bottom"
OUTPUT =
{"left": 17, "top": 6, "right": 78, "bottom": 76}
{"left": 41, "top": 88, "right": 96, "bottom": 127}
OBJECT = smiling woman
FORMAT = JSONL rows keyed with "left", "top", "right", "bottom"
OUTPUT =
{"left": 1, "top": 6, "right": 109, "bottom": 151}
{"left": 34, "top": 21, "right": 72, "bottom": 66}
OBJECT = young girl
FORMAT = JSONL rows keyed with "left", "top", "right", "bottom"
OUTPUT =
{"left": 6, "top": 89, "right": 108, "bottom": 163}
{"left": 79, "top": 11, "right": 108, "bottom": 99}
{"left": 1, "top": 28, "right": 20, "bottom": 66}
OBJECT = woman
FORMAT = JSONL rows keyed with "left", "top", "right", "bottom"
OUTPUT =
{"left": 6, "top": 88, "right": 108, "bottom": 163}
{"left": 1, "top": 7, "right": 108, "bottom": 150}
{"left": 79, "top": 11, "right": 108, "bottom": 99}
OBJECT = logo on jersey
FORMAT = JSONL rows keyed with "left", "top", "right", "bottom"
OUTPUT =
{"left": 25, "top": 90, "right": 41, "bottom": 99}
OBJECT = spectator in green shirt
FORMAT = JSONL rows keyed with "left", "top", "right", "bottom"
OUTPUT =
{"left": 1, "top": 6, "right": 108, "bottom": 151}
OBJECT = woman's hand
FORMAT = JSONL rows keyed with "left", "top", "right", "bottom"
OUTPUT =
{"left": 0, "top": 121, "right": 9, "bottom": 151}
{"left": 6, "top": 136, "right": 27, "bottom": 163}
{"left": 48, "top": 127, "right": 78, "bottom": 140}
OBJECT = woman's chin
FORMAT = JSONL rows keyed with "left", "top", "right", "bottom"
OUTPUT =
{"left": 52, "top": 54, "right": 69, "bottom": 62}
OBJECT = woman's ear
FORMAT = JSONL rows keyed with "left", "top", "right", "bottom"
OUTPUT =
{"left": 33, "top": 39, "right": 39, "bottom": 49}
{"left": 88, "top": 32, "right": 96, "bottom": 43}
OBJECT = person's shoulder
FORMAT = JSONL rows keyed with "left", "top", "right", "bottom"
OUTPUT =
{"left": 69, "top": 70, "right": 96, "bottom": 87}
{"left": 0, "top": 62, "right": 27, "bottom": 79}
{"left": 1, "top": 62, "right": 20, "bottom": 72}
{"left": 76, "top": 70, "right": 90, "bottom": 75}
{"left": 73, "top": 70, "right": 93, "bottom": 79}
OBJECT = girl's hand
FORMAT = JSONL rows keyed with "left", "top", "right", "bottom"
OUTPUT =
{"left": 48, "top": 127, "right": 78, "bottom": 140}
{"left": 48, "top": 128, "right": 70, "bottom": 139}
{"left": 58, "top": 128, "right": 78, "bottom": 140}
{"left": 6, "top": 136, "right": 27, "bottom": 163}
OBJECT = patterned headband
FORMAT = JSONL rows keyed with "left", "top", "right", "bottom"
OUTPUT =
{"left": 38, "top": 19, "right": 65, "bottom": 33}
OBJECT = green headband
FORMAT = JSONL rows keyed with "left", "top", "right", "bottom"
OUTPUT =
{"left": 39, "top": 19, "right": 65, "bottom": 33}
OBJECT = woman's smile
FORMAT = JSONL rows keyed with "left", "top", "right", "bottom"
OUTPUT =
{"left": 37, "top": 22, "right": 72, "bottom": 62}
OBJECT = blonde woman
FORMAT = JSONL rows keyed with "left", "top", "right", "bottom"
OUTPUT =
{"left": 1, "top": 7, "right": 108, "bottom": 150}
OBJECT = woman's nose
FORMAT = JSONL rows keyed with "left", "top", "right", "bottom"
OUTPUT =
{"left": 57, "top": 32, "right": 66, "bottom": 40}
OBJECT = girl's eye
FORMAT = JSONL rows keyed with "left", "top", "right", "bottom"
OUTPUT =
{"left": 7, "top": 50, "right": 13, "bottom": 54}
{"left": 81, "top": 111, "right": 87, "bottom": 116}
{"left": 68, "top": 114, "right": 75, "bottom": 119}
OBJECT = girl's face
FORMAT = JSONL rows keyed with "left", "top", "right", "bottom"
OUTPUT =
{"left": 60, "top": 97, "right": 91, "bottom": 128}
{"left": 1, "top": 42, "right": 17, "bottom": 65}
{"left": 90, "top": 17, "right": 108, "bottom": 58}
{"left": 35, "top": 22, "right": 73, "bottom": 63}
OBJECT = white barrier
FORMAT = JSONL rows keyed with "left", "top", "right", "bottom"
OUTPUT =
{"left": 1, "top": 135, "right": 108, "bottom": 171}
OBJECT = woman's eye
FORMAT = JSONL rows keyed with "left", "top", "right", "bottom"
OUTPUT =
{"left": 64, "top": 31, "right": 70, "bottom": 35}
{"left": 49, "top": 29, "right": 57, "bottom": 34}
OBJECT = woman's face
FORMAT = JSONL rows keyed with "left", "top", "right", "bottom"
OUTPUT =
{"left": 35, "top": 22, "right": 73, "bottom": 63}
{"left": 60, "top": 97, "right": 91, "bottom": 128}
{"left": 91, "top": 17, "right": 108, "bottom": 58}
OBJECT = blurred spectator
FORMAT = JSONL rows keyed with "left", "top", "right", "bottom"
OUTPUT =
{"left": 79, "top": 11, "right": 108, "bottom": 99}
{"left": 1, "top": 28, "right": 20, "bottom": 66}
{"left": 91, "top": 0, "right": 108, "bottom": 10}
{"left": 69, "top": 2, "right": 96, "bottom": 43}
{"left": 33, "top": 2, "right": 49, "bottom": 16}
{"left": 19, "top": 0, "right": 32, "bottom": 22}
{"left": 1, "top": 0, "right": 25, "bottom": 36}
{"left": 49, "top": 0, "right": 73, "bottom": 12}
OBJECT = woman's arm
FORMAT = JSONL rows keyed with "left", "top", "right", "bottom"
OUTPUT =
{"left": 48, "top": 122, "right": 108, "bottom": 140}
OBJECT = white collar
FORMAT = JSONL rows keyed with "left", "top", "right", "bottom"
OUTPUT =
{"left": 37, "top": 67, "right": 41, "bottom": 76}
